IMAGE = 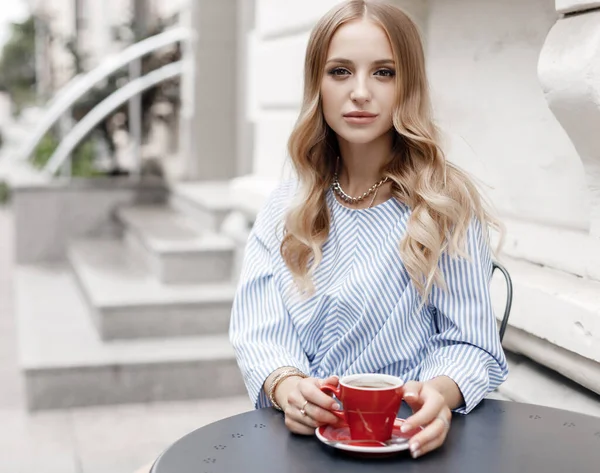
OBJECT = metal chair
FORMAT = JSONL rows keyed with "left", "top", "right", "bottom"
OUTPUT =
{"left": 492, "top": 261, "right": 513, "bottom": 342}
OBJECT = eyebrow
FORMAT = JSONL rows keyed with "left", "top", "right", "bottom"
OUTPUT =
{"left": 325, "top": 58, "right": 395, "bottom": 66}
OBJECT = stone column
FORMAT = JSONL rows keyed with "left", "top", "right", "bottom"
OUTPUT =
{"left": 179, "top": 0, "right": 238, "bottom": 181}
{"left": 538, "top": 2, "right": 600, "bottom": 237}
{"left": 235, "top": 0, "right": 255, "bottom": 177}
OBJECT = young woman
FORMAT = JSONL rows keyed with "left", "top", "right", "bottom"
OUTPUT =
{"left": 230, "top": 0, "right": 508, "bottom": 459}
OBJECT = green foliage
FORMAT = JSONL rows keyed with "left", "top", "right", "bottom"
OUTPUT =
{"left": 32, "top": 133, "right": 58, "bottom": 169}
{"left": 0, "top": 17, "right": 36, "bottom": 114}
{"left": 32, "top": 132, "right": 102, "bottom": 178}
{"left": 0, "top": 180, "right": 9, "bottom": 205}
{"left": 71, "top": 139, "right": 100, "bottom": 177}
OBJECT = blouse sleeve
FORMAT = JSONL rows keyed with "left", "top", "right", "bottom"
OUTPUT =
{"left": 418, "top": 217, "right": 509, "bottom": 414}
{"left": 229, "top": 184, "right": 310, "bottom": 408}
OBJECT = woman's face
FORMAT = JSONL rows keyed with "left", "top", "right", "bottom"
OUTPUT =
{"left": 321, "top": 19, "right": 397, "bottom": 145}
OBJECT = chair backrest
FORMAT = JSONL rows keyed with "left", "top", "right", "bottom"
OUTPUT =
{"left": 492, "top": 261, "right": 513, "bottom": 342}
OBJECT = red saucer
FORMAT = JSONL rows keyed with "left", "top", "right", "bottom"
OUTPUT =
{"left": 315, "top": 418, "right": 421, "bottom": 456}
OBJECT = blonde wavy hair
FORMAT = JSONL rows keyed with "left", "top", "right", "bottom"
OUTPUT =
{"left": 281, "top": 0, "right": 503, "bottom": 302}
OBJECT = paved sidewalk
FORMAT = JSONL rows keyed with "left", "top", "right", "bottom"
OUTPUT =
{"left": 0, "top": 206, "right": 252, "bottom": 473}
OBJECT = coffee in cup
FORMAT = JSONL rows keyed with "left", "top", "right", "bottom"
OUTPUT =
{"left": 320, "top": 373, "right": 404, "bottom": 443}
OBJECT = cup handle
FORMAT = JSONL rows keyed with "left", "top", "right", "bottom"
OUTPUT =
{"left": 320, "top": 384, "right": 345, "bottom": 423}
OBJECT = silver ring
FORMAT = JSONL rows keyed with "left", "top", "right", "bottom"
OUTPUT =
{"left": 437, "top": 416, "right": 451, "bottom": 430}
{"left": 299, "top": 400, "right": 309, "bottom": 417}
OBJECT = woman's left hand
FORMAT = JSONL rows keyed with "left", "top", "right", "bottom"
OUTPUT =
{"left": 400, "top": 380, "right": 452, "bottom": 459}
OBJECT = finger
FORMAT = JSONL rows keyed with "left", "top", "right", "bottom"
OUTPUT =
{"left": 284, "top": 415, "right": 317, "bottom": 436}
{"left": 320, "top": 375, "right": 339, "bottom": 386}
{"left": 318, "top": 376, "right": 341, "bottom": 407}
{"left": 290, "top": 392, "right": 339, "bottom": 426}
{"left": 408, "top": 416, "right": 449, "bottom": 458}
{"left": 300, "top": 399, "right": 341, "bottom": 426}
{"left": 285, "top": 390, "right": 335, "bottom": 429}
{"left": 284, "top": 399, "right": 321, "bottom": 429}
{"left": 402, "top": 381, "right": 424, "bottom": 411}
{"left": 415, "top": 430, "right": 447, "bottom": 458}
{"left": 287, "top": 378, "right": 339, "bottom": 411}
{"left": 404, "top": 394, "right": 445, "bottom": 430}
{"left": 300, "top": 378, "right": 341, "bottom": 412}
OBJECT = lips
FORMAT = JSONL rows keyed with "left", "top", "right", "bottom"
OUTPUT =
{"left": 344, "top": 111, "right": 378, "bottom": 118}
{"left": 343, "top": 111, "right": 378, "bottom": 124}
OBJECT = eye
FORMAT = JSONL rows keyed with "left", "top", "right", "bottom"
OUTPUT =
{"left": 328, "top": 67, "right": 351, "bottom": 77}
{"left": 374, "top": 69, "right": 396, "bottom": 77}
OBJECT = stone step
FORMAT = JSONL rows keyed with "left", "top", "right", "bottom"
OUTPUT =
{"left": 68, "top": 239, "right": 235, "bottom": 340}
{"left": 15, "top": 264, "right": 246, "bottom": 411}
{"left": 116, "top": 205, "right": 235, "bottom": 284}
{"left": 168, "top": 180, "right": 235, "bottom": 232}
{"left": 490, "top": 256, "right": 600, "bottom": 395}
{"left": 498, "top": 351, "right": 600, "bottom": 418}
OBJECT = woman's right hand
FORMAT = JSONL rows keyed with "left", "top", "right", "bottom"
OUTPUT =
{"left": 275, "top": 375, "right": 342, "bottom": 435}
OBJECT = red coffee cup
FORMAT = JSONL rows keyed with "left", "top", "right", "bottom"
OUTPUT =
{"left": 320, "top": 373, "right": 404, "bottom": 443}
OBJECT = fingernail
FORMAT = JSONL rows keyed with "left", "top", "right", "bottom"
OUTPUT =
{"left": 404, "top": 392, "right": 417, "bottom": 399}
{"left": 410, "top": 442, "right": 420, "bottom": 452}
{"left": 411, "top": 449, "right": 421, "bottom": 459}
{"left": 332, "top": 403, "right": 341, "bottom": 410}
{"left": 401, "top": 423, "right": 413, "bottom": 433}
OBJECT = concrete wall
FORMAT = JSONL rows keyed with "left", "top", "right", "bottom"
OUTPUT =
{"left": 235, "top": 0, "right": 600, "bottom": 393}
{"left": 12, "top": 179, "right": 166, "bottom": 264}
{"left": 427, "top": 0, "right": 588, "bottom": 230}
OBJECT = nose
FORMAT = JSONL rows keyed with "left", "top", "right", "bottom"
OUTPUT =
{"left": 350, "top": 75, "right": 371, "bottom": 104}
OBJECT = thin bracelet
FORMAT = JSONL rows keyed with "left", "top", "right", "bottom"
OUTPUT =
{"left": 268, "top": 368, "right": 307, "bottom": 411}
{"left": 268, "top": 368, "right": 308, "bottom": 411}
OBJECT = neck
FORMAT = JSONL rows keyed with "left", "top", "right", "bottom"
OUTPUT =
{"left": 336, "top": 131, "right": 393, "bottom": 196}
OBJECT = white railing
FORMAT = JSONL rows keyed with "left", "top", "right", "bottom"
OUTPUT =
{"left": 16, "top": 27, "right": 190, "bottom": 176}
{"left": 44, "top": 61, "right": 183, "bottom": 176}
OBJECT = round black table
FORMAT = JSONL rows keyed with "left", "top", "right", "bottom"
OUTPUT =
{"left": 150, "top": 399, "right": 600, "bottom": 473}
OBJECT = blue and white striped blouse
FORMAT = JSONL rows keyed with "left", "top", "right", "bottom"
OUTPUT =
{"left": 229, "top": 180, "right": 508, "bottom": 414}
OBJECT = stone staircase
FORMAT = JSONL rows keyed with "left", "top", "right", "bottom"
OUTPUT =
{"left": 15, "top": 182, "right": 252, "bottom": 410}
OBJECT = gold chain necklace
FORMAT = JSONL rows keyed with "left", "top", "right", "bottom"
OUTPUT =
{"left": 367, "top": 187, "right": 380, "bottom": 208}
{"left": 332, "top": 166, "right": 388, "bottom": 206}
